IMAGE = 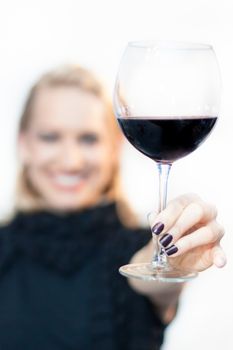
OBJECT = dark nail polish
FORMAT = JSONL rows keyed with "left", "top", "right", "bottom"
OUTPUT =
{"left": 159, "top": 234, "right": 173, "bottom": 248}
{"left": 165, "top": 245, "right": 178, "bottom": 256}
{"left": 152, "top": 222, "right": 164, "bottom": 235}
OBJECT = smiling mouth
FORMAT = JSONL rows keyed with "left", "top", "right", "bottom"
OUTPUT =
{"left": 51, "top": 174, "right": 87, "bottom": 191}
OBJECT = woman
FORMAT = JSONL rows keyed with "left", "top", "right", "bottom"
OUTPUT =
{"left": 0, "top": 66, "right": 226, "bottom": 350}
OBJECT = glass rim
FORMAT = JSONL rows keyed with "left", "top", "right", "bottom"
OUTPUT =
{"left": 127, "top": 40, "right": 213, "bottom": 50}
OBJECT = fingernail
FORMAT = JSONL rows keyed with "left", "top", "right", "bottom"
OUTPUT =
{"left": 165, "top": 245, "right": 178, "bottom": 256}
{"left": 152, "top": 222, "right": 164, "bottom": 235}
{"left": 214, "top": 255, "right": 227, "bottom": 268}
{"left": 159, "top": 234, "right": 173, "bottom": 248}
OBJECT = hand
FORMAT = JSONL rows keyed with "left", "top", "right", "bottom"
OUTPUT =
{"left": 153, "top": 193, "right": 226, "bottom": 272}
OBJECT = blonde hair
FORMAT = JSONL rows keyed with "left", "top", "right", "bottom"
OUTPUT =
{"left": 15, "top": 65, "right": 138, "bottom": 227}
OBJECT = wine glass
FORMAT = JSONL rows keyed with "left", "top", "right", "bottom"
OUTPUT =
{"left": 113, "top": 41, "right": 221, "bottom": 282}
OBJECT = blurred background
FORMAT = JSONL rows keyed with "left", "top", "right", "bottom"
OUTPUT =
{"left": 0, "top": 0, "right": 232, "bottom": 349}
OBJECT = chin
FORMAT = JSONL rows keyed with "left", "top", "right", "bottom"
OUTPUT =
{"left": 44, "top": 196, "right": 99, "bottom": 212}
{"left": 46, "top": 200, "right": 81, "bottom": 212}
{"left": 37, "top": 184, "right": 105, "bottom": 212}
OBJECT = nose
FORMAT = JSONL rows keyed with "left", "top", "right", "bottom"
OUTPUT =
{"left": 59, "top": 140, "right": 85, "bottom": 171}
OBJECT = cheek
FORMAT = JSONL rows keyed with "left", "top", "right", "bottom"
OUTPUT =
{"left": 88, "top": 145, "right": 116, "bottom": 179}
{"left": 28, "top": 143, "right": 59, "bottom": 166}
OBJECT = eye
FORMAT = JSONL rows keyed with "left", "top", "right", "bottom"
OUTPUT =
{"left": 37, "top": 133, "right": 60, "bottom": 142}
{"left": 79, "top": 133, "right": 99, "bottom": 145}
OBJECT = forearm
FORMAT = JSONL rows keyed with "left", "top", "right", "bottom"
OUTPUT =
{"left": 129, "top": 241, "right": 184, "bottom": 322}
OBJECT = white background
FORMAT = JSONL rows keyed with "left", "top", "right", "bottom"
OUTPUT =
{"left": 0, "top": 1, "right": 232, "bottom": 349}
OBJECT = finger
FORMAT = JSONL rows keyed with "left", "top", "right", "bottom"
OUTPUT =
{"left": 151, "top": 193, "right": 201, "bottom": 235}
{"left": 212, "top": 245, "right": 227, "bottom": 268}
{"left": 159, "top": 201, "right": 217, "bottom": 248}
{"left": 164, "top": 221, "right": 225, "bottom": 257}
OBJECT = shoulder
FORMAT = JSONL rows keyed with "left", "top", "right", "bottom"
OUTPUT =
{"left": 0, "top": 210, "right": 22, "bottom": 236}
{"left": 0, "top": 210, "right": 20, "bottom": 232}
{"left": 0, "top": 217, "right": 15, "bottom": 237}
{"left": 0, "top": 218, "right": 17, "bottom": 273}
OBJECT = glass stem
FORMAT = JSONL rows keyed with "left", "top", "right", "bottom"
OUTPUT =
{"left": 152, "top": 162, "right": 172, "bottom": 268}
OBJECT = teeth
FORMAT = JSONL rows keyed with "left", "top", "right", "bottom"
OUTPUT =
{"left": 54, "top": 175, "right": 84, "bottom": 186}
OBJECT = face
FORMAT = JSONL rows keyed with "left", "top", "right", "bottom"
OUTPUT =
{"left": 19, "top": 86, "right": 120, "bottom": 211}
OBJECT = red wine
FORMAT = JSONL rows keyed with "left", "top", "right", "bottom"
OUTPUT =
{"left": 117, "top": 117, "right": 217, "bottom": 163}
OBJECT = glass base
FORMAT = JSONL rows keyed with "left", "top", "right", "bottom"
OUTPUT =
{"left": 119, "top": 263, "right": 198, "bottom": 283}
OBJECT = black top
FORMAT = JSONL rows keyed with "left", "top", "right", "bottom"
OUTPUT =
{"left": 0, "top": 202, "right": 166, "bottom": 350}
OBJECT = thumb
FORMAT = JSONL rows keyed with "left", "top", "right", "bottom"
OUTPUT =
{"left": 212, "top": 245, "right": 227, "bottom": 268}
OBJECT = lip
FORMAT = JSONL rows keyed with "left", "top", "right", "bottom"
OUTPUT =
{"left": 48, "top": 173, "right": 87, "bottom": 192}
